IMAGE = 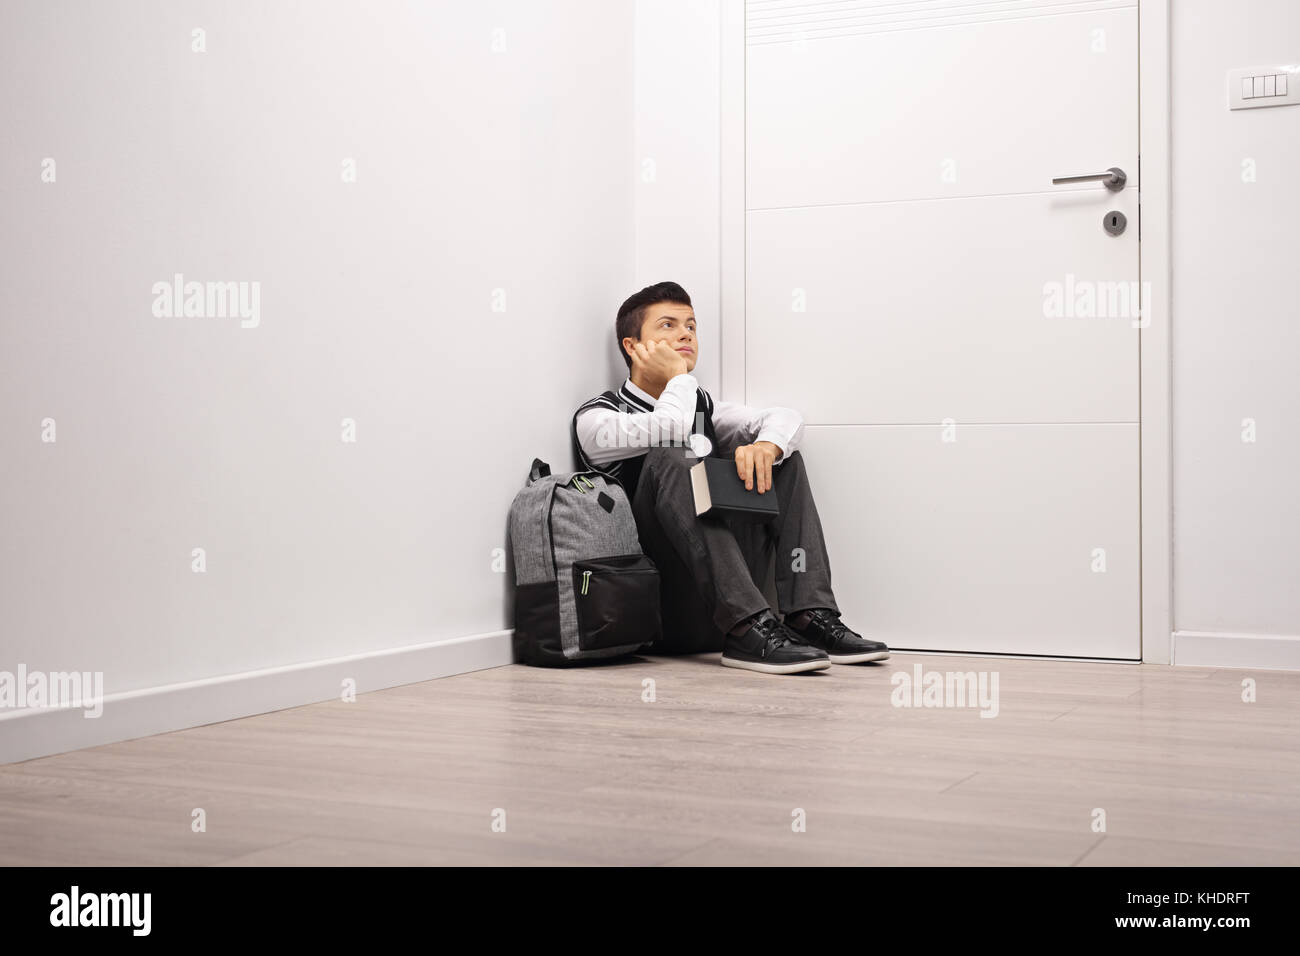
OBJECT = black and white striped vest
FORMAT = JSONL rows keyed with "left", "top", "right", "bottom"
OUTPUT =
{"left": 571, "top": 384, "right": 720, "bottom": 503}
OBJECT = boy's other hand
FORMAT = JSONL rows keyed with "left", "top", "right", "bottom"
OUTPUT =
{"left": 735, "top": 441, "right": 782, "bottom": 494}
{"left": 630, "top": 339, "right": 689, "bottom": 389}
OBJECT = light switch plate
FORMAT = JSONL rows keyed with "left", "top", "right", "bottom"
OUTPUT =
{"left": 1228, "top": 64, "right": 1299, "bottom": 110}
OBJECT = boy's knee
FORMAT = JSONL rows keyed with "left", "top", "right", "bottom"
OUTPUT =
{"left": 639, "top": 446, "right": 700, "bottom": 508}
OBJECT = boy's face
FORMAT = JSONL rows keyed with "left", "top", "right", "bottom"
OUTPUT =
{"left": 626, "top": 301, "right": 698, "bottom": 373}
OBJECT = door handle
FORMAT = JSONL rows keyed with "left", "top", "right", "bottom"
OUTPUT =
{"left": 1051, "top": 166, "right": 1126, "bottom": 191}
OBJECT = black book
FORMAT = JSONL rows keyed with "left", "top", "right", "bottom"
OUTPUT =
{"left": 689, "top": 456, "right": 780, "bottom": 523}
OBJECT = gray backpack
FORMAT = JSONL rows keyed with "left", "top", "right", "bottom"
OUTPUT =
{"left": 508, "top": 458, "right": 663, "bottom": 666}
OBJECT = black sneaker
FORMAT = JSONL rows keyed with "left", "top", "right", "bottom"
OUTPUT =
{"left": 721, "top": 609, "right": 831, "bottom": 675}
{"left": 784, "top": 608, "right": 889, "bottom": 664}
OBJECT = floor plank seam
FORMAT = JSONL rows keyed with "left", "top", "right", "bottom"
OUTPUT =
{"left": 1070, "top": 835, "right": 1107, "bottom": 867}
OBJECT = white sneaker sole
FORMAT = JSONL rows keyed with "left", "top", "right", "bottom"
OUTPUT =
{"left": 720, "top": 655, "right": 832, "bottom": 674}
{"left": 829, "top": 650, "right": 890, "bottom": 664}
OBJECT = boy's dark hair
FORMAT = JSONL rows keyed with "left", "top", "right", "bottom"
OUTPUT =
{"left": 615, "top": 281, "right": 692, "bottom": 371}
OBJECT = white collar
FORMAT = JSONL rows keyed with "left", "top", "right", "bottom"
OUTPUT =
{"left": 621, "top": 377, "right": 659, "bottom": 409}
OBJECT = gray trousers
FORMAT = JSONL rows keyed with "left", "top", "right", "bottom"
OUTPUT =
{"left": 630, "top": 445, "right": 840, "bottom": 650}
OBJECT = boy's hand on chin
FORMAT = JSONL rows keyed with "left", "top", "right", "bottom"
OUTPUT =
{"left": 629, "top": 339, "right": 689, "bottom": 390}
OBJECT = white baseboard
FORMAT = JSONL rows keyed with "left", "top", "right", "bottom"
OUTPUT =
{"left": 0, "top": 630, "right": 514, "bottom": 765}
{"left": 1172, "top": 630, "right": 1300, "bottom": 671}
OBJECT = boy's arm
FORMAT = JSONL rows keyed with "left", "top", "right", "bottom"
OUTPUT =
{"left": 711, "top": 399, "right": 805, "bottom": 465}
{"left": 574, "top": 373, "right": 701, "bottom": 467}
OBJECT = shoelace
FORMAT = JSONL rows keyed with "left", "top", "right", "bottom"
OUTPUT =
{"left": 755, "top": 616, "right": 795, "bottom": 659}
{"left": 806, "top": 610, "right": 850, "bottom": 648}
{"left": 823, "top": 613, "right": 849, "bottom": 640}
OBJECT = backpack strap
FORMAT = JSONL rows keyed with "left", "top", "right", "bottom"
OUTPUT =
{"left": 571, "top": 390, "right": 621, "bottom": 471}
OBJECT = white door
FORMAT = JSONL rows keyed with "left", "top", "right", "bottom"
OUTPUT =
{"left": 743, "top": 0, "right": 1141, "bottom": 658}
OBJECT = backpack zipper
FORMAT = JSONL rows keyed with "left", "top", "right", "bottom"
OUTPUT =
{"left": 547, "top": 472, "right": 621, "bottom": 582}
{"left": 580, "top": 570, "right": 591, "bottom": 595}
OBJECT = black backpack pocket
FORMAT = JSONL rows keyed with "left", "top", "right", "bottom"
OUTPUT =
{"left": 572, "top": 553, "right": 662, "bottom": 652}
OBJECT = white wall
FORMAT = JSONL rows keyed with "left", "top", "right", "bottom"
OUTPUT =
{"left": 633, "top": 0, "right": 722, "bottom": 388}
{"left": 1170, "top": 0, "right": 1300, "bottom": 660}
{"left": 0, "top": 0, "right": 635, "bottom": 720}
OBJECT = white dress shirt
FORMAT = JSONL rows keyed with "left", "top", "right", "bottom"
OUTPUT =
{"left": 574, "top": 372, "right": 805, "bottom": 468}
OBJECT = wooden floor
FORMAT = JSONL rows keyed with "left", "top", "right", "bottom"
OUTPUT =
{"left": 3, "top": 652, "right": 1299, "bottom": 866}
